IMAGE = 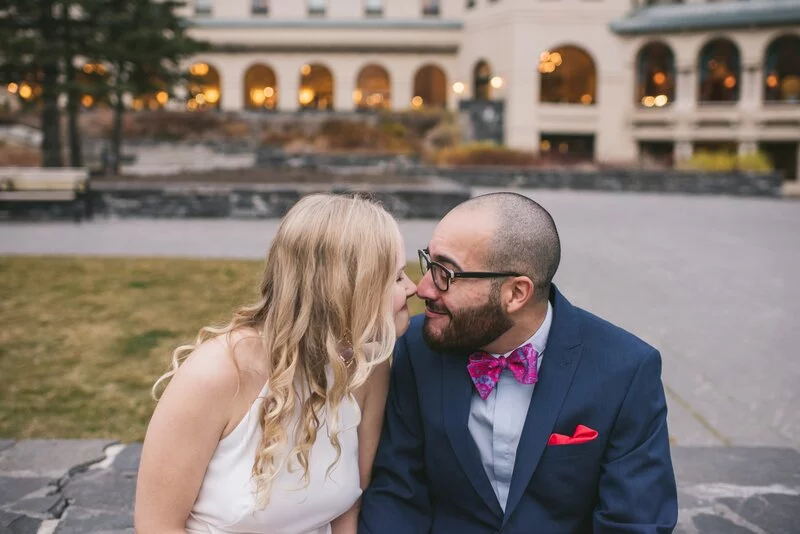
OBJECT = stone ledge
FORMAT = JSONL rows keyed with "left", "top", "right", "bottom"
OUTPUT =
{"left": 411, "top": 166, "right": 784, "bottom": 198}
{"left": 87, "top": 179, "right": 470, "bottom": 220}
{"left": 1, "top": 442, "right": 798, "bottom": 534}
{"left": 254, "top": 150, "right": 785, "bottom": 198}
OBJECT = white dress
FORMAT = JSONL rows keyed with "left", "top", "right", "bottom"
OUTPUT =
{"left": 185, "top": 384, "right": 363, "bottom": 534}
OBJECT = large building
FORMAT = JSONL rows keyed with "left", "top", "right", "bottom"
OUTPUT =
{"left": 115, "top": 1, "right": 800, "bottom": 179}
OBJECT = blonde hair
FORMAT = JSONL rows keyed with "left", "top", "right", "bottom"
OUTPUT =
{"left": 153, "top": 193, "right": 401, "bottom": 505}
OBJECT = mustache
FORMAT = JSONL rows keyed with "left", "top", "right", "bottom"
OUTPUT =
{"left": 425, "top": 300, "right": 450, "bottom": 315}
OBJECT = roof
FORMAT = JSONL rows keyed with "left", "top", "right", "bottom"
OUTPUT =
{"left": 190, "top": 18, "right": 463, "bottom": 31}
{"left": 610, "top": 0, "right": 800, "bottom": 35}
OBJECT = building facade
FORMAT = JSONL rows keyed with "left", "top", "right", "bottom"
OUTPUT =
{"left": 82, "top": 1, "right": 800, "bottom": 177}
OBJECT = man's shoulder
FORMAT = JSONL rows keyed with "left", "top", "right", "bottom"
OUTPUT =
{"left": 570, "top": 304, "right": 660, "bottom": 369}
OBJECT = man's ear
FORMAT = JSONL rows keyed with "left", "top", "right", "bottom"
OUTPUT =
{"left": 504, "top": 276, "right": 535, "bottom": 314}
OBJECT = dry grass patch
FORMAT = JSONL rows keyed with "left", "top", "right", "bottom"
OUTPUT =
{"left": 0, "top": 256, "right": 424, "bottom": 442}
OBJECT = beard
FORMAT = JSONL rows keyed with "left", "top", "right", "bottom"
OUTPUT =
{"left": 422, "top": 286, "right": 514, "bottom": 353}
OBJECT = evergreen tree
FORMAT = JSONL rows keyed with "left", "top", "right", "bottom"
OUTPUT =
{"left": 0, "top": 0, "right": 77, "bottom": 167}
{"left": 0, "top": 0, "right": 208, "bottom": 172}
{"left": 87, "top": 0, "right": 208, "bottom": 174}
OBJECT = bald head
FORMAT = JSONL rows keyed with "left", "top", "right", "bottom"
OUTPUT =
{"left": 450, "top": 192, "right": 560, "bottom": 302}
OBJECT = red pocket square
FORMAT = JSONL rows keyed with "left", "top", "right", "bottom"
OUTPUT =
{"left": 547, "top": 424, "right": 598, "bottom": 446}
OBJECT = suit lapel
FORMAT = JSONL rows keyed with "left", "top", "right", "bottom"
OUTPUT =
{"left": 502, "top": 287, "right": 583, "bottom": 526}
{"left": 441, "top": 352, "right": 503, "bottom": 516}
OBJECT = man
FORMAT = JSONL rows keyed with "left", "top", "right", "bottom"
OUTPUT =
{"left": 359, "top": 192, "right": 677, "bottom": 533}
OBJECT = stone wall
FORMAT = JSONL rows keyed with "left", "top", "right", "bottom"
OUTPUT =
{"left": 416, "top": 167, "right": 784, "bottom": 197}
{"left": 89, "top": 179, "right": 469, "bottom": 220}
{"left": 255, "top": 151, "right": 784, "bottom": 198}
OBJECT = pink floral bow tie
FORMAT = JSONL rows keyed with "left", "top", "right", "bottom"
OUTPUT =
{"left": 467, "top": 344, "right": 539, "bottom": 400}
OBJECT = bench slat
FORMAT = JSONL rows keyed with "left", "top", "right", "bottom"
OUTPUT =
{"left": 0, "top": 191, "right": 76, "bottom": 201}
{"left": 4, "top": 181, "right": 84, "bottom": 191}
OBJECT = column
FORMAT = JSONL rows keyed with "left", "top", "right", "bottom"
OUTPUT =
{"left": 505, "top": 67, "right": 537, "bottom": 150}
{"left": 392, "top": 62, "right": 413, "bottom": 111}
{"left": 597, "top": 70, "right": 637, "bottom": 163}
{"left": 740, "top": 64, "right": 761, "bottom": 111}
{"left": 277, "top": 63, "right": 299, "bottom": 112}
{"left": 333, "top": 61, "right": 358, "bottom": 112}
{"left": 674, "top": 140, "right": 693, "bottom": 164}
{"left": 506, "top": 23, "right": 537, "bottom": 150}
{"left": 675, "top": 66, "right": 696, "bottom": 112}
{"left": 738, "top": 141, "right": 757, "bottom": 156}
{"left": 795, "top": 143, "right": 800, "bottom": 181}
{"left": 219, "top": 58, "right": 245, "bottom": 112}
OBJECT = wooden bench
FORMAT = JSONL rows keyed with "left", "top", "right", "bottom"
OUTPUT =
{"left": 0, "top": 167, "right": 92, "bottom": 221}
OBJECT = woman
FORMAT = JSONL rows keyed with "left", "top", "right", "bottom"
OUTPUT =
{"left": 135, "top": 194, "right": 417, "bottom": 534}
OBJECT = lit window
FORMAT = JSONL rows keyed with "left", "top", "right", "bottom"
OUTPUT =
{"left": 413, "top": 64, "right": 447, "bottom": 108}
{"left": 308, "top": 0, "right": 325, "bottom": 16}
{"left": 244, "top": 64, "right": 278, "bottom": 110}
{"left": 365, "top": 0, "right": 383, "bottom": 16}
{"left": 539, "top": 46, "right": 597, "bottom": 105}
{"left": 195, "top": 0, "right": 212, "bottom": 16}
{"left": 356, "top": 64, "right": 391, "bottom": 110}
{"left": 422, "top": 0, "right": 440, "bottom": 16}
{"left": 763, "top": 35, "right": 800, "bottom": 103}
{"left": 698, "top": 38, "right": 740, "bottom": 103}
{"left": 636, "top": 42, "right": 675, "bottom": 107}
{"left": 252, "top": 0, "right": 268, "bottom": 15}
{"left": 473, "top": 60, "right": 492, "bottom": 100}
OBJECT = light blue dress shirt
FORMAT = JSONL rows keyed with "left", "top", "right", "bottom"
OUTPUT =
{"left": 467, "top": 301, "right": 553, "bottom": 511}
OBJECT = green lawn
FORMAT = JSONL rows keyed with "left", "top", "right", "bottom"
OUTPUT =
{"left": 0, "top": 256, "right": 424, "bottom": 442}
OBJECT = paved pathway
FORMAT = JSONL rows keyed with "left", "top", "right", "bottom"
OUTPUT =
{"left": 2, "top": 189, "right": 798, "bottom": 451}
{"left": 1, "top": 440, "right": 798, "bottom": 533}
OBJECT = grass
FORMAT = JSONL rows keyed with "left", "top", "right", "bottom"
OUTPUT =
{"left": 0, "top": 256, "right": 424, "bottom": 442}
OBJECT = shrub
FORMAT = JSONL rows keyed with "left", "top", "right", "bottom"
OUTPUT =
{"left": 0, "top": 141, "right": 40, "bottom": 166}
{"left": 437, "top": 142, "right": 537, "bottom": 167}
{"left": 382, "top": 109, "right": 450, "bottom": 138}
{"left": 125, "top": 111, "right": 223, "bottom": 141}
{"left": 377, "top": 120, "right": 408, "bottom": 139}
{"left": 319, "top": 119, "right": 374, "bottom": 149}
{"left": 737, "top": 151, "right": 773, "bottom": 172}
{"left": 424, "top": 122, "right": 462, "bottom": 153}
{"left": 679, "top": 150, "right": 773, "bottom": 173}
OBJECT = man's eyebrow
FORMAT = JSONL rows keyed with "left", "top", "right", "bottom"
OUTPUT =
{"left": 431, "top": 251, "right": 462, "bottom": 271}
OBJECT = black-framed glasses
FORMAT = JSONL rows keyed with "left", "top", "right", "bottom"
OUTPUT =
{"left": 418, "top": 248, "right": 522, "bottom": 292}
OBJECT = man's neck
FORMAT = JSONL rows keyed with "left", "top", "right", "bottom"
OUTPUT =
{"left": 481, "top": 302, "right": 548, "bottom": 355}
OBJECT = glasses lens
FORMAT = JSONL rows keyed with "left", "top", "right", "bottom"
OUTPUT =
{"left": 430, "top": 263, "right": 449, "bottom": 292}
{"left": 418, "top": 250, "right": 429, "bottom": 275}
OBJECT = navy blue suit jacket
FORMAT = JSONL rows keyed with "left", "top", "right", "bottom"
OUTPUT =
{"left": 359, "top": 286, "right": 678, "bottom": 533}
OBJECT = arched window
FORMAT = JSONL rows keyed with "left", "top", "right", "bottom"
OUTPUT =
{"left": 698, "top": 38, "right": 740, "bottom": 103}
{"left": 244, "top": 64, "right": 278, "bottom": 110}
{"left": 412, "top": 64, "right": 447, "bottom": 109}
{"left": 539, "top": 46, "right": 596, "bottom": 105}
{"left": 473, "top": 60, "right": 492, "bottom": 100}
{"left": 636, "top": 42, "right": 675, "bottom": 107}
{"left": 764, "top": 34, "right": 800, "bottom": 103}
{"left": 188, "top": 62, "right": 221, "bottom": 110}
{"left": 355, "top": 64, "right": 391, "bottom": 110}
{"left": 298, "top": 63, "right": 333, "bottom": 110}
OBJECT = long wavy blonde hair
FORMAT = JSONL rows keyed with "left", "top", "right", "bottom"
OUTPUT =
{"left": 153, "top": 193, "right": 401, "bottom": 505}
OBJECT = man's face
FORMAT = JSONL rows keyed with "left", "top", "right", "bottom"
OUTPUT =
{"left": 417, "top": 210, "right": 513, "bottom": 353}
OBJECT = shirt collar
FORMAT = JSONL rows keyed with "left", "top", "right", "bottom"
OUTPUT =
{"left": 493, "top": 300, "right": 553, "bottom": 359}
